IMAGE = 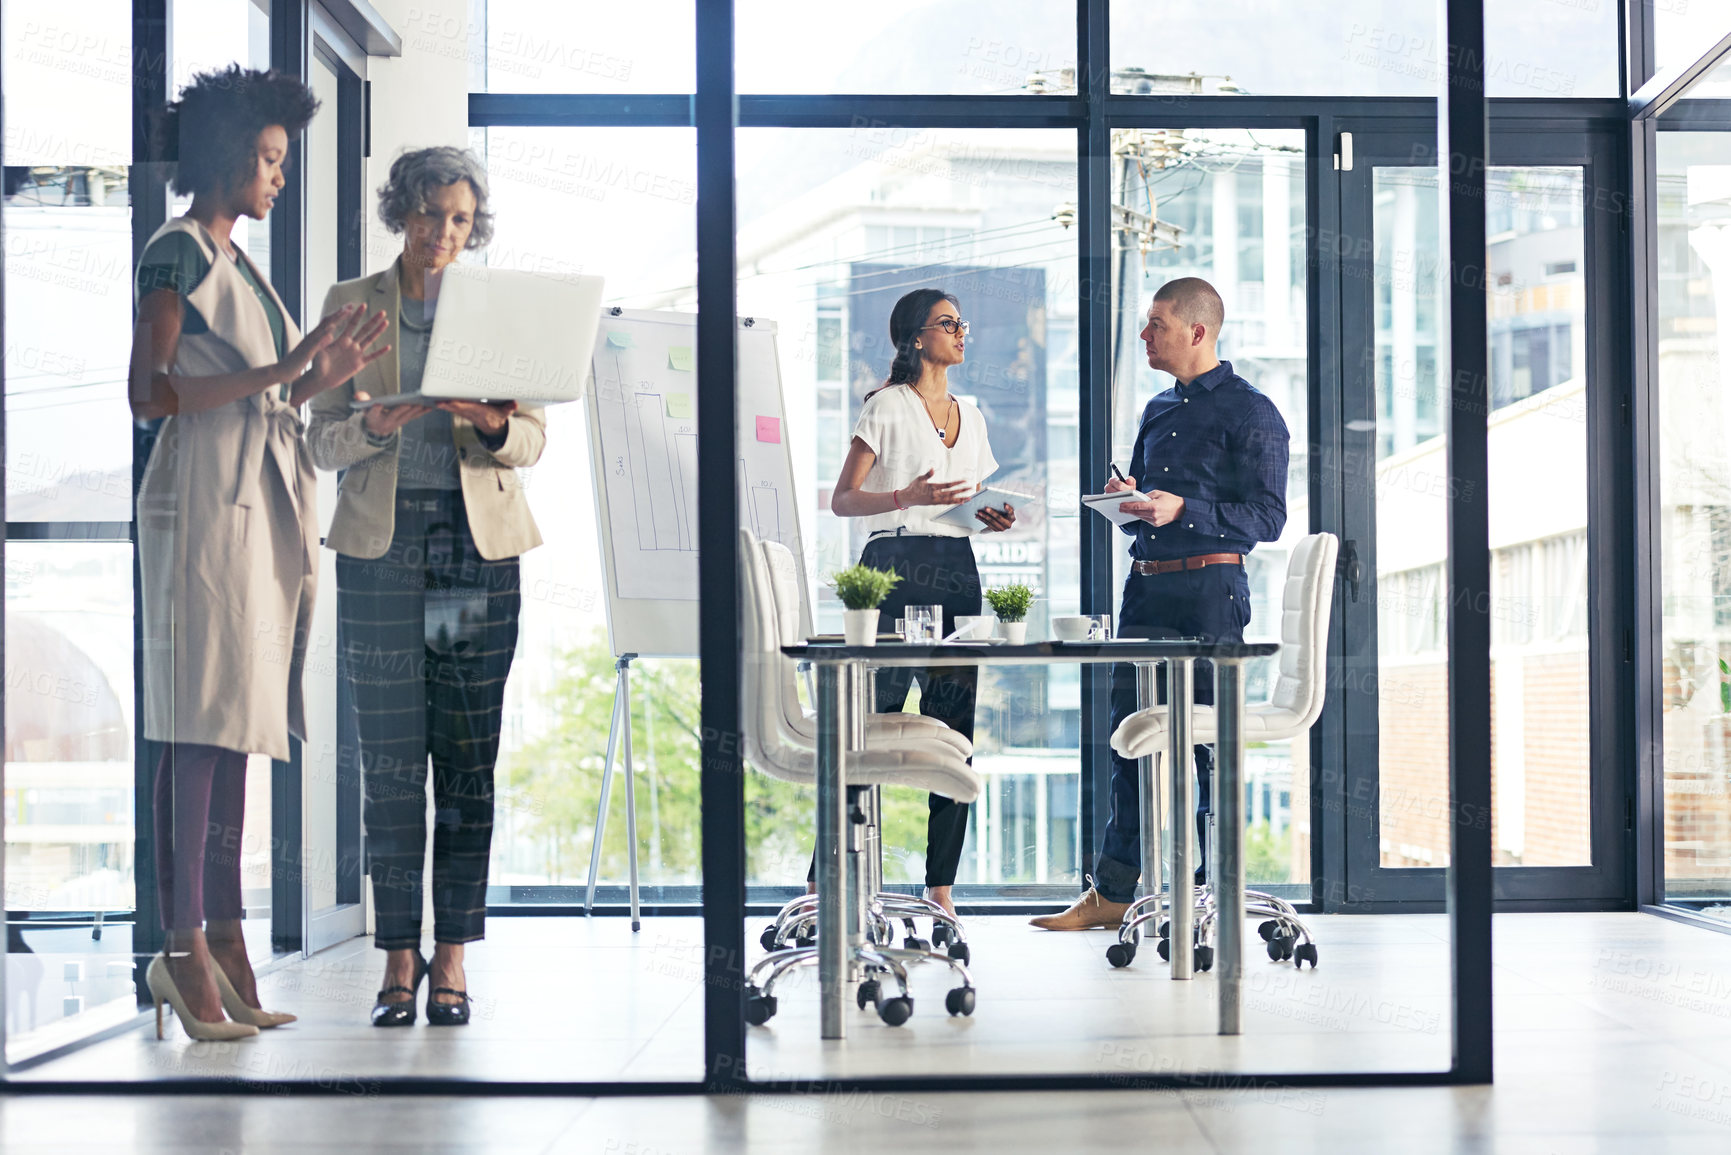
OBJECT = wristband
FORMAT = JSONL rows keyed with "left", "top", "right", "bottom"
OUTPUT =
{"left": 892, "top": 488, "right": 906, "bottom": 511}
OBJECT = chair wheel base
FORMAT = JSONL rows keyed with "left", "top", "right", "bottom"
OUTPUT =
{"left": 947, "top": 941, "right": 971, "bottom": 964}
{"left": 857, "top": 979, "right": 880, "bottom": 1010}
{"left": 1294, "top": 943, "right": 1318, "bottom": 969}
{"left": 944, "top": 987, "right": 975, "bottom": 1016}
{"left": 1106, "top": 941, "right": 1137, "bottom": 968}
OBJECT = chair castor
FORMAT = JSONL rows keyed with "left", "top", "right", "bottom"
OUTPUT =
{"left": 744, "top": 991, "right": 777, "bottom": 1026}
{"left": 878, "top": 996, "right": 913, "bottom": 1026}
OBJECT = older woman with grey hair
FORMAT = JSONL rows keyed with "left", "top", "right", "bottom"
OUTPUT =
{"left": 308, "top": 146, "right": 546, "bottom": 1027}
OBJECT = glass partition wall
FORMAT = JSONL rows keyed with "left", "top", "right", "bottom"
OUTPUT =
{"left": 1642, "top": 3, "right": 1731, "bottom": 934}
{"left": 2, "top": 0, "right": 1659, "bottom": 1092}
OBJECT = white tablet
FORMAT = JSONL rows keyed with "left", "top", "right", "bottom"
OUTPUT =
{"left": 931, "top": 485, "right": 1036, "bottom": 533}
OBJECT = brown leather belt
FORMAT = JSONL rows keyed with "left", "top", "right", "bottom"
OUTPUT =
{"left": 1131, "top": 553, "right": 1243, "bottom": 576}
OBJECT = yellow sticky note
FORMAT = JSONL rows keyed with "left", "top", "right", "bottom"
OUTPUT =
{"left": 666, "top": 392, "right": 693, "bottom": 418}
{"left": 668, "top": 345, "right": 694, "bottom": 371}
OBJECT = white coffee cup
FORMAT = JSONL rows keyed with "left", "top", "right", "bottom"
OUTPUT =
{"left": 950, "top": 615, "right": 996, "bottom": 641}
{"left": 1051, "top": 614, "right": 1092, "bottom": 642}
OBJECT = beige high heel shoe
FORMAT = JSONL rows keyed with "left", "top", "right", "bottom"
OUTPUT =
{"left": 210, "top": 956, "right": 297, "bottom": 1028}
{"left": 145, "top": 954, "right": 259, "bottom": 1041}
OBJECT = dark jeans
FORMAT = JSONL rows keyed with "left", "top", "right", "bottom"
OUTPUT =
{"left": 337, "top": 489, "right": 520, "bottom": 949}
{"left": 153, "top": 743, "right": 248, "bottom": 931}
{"left": 1095, "top": 562, "right": 1250, "bottom": 904}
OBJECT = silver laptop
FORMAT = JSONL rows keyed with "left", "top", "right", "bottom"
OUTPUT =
{"left": 355, "top": 263, "right": 605, "bottom": 407}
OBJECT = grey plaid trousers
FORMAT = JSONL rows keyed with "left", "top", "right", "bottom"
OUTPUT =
{"left": 337, "top": 488, "right": 521, "bottom": 949}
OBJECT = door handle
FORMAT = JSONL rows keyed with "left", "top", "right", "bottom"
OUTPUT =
{"left": 1341, "top": 539, "right": 1361, "bottom": 603}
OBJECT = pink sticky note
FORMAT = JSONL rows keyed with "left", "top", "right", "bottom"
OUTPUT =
{"left": 755, "top": 416, "right": 781, "bottom": 444}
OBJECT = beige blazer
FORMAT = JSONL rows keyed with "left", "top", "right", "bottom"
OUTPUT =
{"left": 307, "top": 260, "right": 546, "bottom": 560}
{"left": 136, "top": 216, "right": 318, "bottom": 762}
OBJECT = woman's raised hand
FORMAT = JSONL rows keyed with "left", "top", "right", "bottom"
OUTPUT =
{"left": 900, "top": 468, "right": 970, "bottom": 507}
{"left": 306, "top": 306, "right": 392, "bottom": 395}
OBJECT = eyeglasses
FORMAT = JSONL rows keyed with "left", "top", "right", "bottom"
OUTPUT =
{"left": 920, "top": 318, "right": 969, "bottom": 336}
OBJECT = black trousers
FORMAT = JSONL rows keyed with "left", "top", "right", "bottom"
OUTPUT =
{"left": 1095, "top": 562, "right": 1250, "bottom": 904}
{"left": 861, "top": 532, "right": 982, "bottom": 888}
{"left": 337, "top": 489, "right": 521, "bottom": 949}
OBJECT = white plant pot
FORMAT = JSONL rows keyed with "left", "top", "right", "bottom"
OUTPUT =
{"left": 842, "top": 608, "right": 880, "bottom": 646}
{"left": 996, "top": 620, "right": 1027, "bottom": 645}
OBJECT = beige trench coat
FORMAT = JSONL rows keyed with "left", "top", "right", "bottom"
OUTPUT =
{"left": 307, "top": 260, "right": 546, "bottom": 560}
{"left": 136, "top": 216, "right": 319, "bottom": 763}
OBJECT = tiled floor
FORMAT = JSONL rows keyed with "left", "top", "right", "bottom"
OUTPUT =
{"left": 6, "top": 911, "right": 1731, "bottom": 1151}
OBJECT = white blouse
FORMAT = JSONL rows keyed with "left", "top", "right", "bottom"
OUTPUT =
{"left": 850, "top": 384, "right": 1000, "bottom": 539}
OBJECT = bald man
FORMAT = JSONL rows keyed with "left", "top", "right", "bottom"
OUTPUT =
{"left": 1033, "top": 276, "right": 1290, "bottom": 930}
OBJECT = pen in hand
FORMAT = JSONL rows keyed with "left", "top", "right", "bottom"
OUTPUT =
{"left": 1109, "top": 462, "right": 1128, "bottom": 485}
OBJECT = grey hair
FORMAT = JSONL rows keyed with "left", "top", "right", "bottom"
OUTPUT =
{"left": 376, "top": 146, "right": 494, "bottom": 249}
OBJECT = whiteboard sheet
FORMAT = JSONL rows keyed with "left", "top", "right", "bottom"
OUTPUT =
{"left": 585, "top": 311, "right": 809, "bottom": 657}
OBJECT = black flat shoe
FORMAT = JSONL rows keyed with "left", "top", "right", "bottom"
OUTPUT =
{"left": 426, "top": 986, "right": 472, "bottom": 1026}
{"left": 370, "top": 951, "right": 427, "bottom": 1027}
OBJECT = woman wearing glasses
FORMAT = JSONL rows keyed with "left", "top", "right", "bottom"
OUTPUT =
{"left": 829, "top": 288, "right": 1015, "bottom": 916}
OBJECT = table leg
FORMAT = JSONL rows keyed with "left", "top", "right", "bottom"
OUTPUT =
{"left": 1215, "top": 660, "right": 1245, "bottom": 1034}
{"left": 1135, "top": 663, "right": 1162, "bottom": 916}
{"left": 848, "top": 664, "right": 868, "bottom": 979}
{"left": 1168, "top": 657, "right": 1194, "bottom": 980}
{"left": 815, "top": 663, "right": 850, "bottom": 1040}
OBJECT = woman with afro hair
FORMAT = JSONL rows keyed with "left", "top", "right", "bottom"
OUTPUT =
{"left": 129, "top": 65, "right": 390, "bottom": 1040}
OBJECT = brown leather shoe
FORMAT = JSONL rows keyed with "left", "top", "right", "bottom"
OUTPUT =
{"left": 1028, "top": 888, "right": 1130, "bottom": 931}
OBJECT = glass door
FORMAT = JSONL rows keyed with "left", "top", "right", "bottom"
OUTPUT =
{"left": 296, "top": 39, "right": 366, "bottom": 954}
{"left": 1334, "top": 126, "right": 1629, "bottom": 907}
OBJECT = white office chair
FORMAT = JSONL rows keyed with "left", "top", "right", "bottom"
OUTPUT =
{"left": 738, "top": 530, "right": 979, "bottom": 1025}
{"left": 753, "top": 536, "right": 975, "bottom": 960}
{"left": 1107, "top": 532, "right": 1338, "bottom": 972}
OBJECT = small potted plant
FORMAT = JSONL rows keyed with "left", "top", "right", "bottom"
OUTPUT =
{"left": 830, "top": 563, "right": 901, "bottom": 646}
{"left": 984, "top": 583, "right": 1034, "bottom": 645}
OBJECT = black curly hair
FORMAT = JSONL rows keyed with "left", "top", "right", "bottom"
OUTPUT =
{"left": 162, "top": 65, "right": 319, "bottom": 199}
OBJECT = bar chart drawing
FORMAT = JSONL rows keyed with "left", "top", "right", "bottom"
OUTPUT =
{"left": 739, "top": 458, "right": 783, "bottom": 544}
{"left": 620, "top": 387, "right": 697, "bottom": 554}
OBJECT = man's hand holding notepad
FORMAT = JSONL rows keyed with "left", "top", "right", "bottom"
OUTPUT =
{"left": 1081, "top": 485, "right": 1153, "bottom": 528}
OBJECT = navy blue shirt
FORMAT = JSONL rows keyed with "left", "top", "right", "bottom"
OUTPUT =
{"left": 1122, "top": 360, "right": 1290, "bottom": 562}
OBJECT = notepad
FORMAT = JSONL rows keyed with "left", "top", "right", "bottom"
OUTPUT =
{"left": 1081, "top": 488, "right": 1152, "bottom": 528}
{"left": 665, "top": 392, "right": 693, "bottom": 418}
{"left": 668, "top": 345, "right": 694, "bottom": 371}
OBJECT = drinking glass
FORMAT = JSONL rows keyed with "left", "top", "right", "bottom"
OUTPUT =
{"left": 1087, "top": 613, "right": 1112, "bottom": 641}
{"left": 903, "top": 604, "right": 942, "bottom": 643}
